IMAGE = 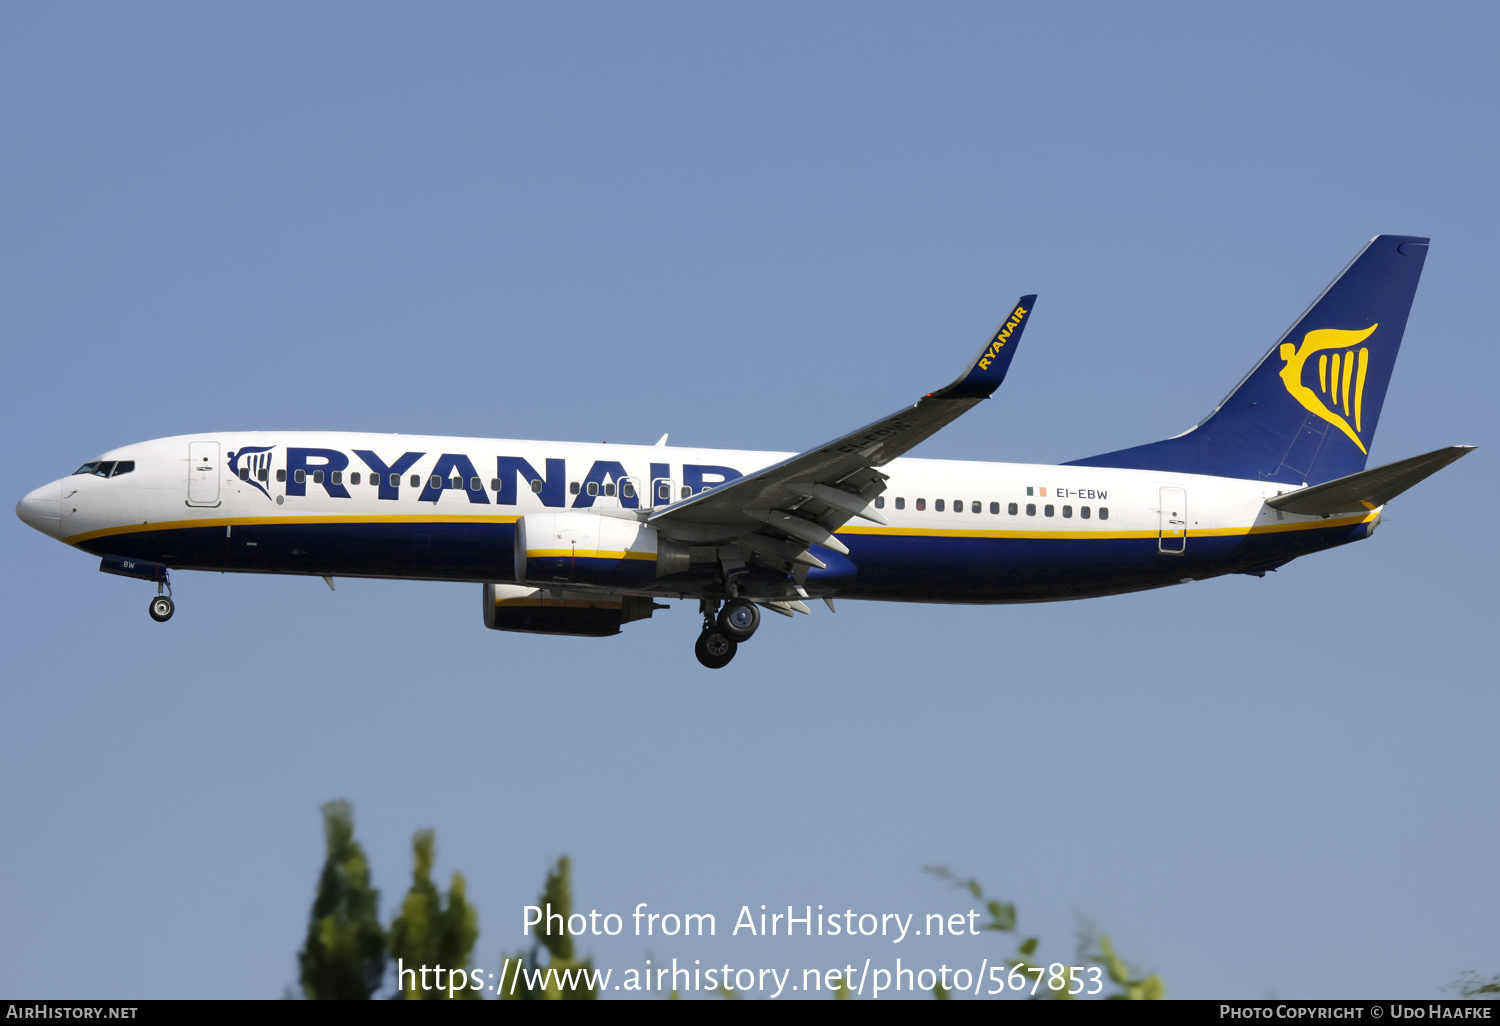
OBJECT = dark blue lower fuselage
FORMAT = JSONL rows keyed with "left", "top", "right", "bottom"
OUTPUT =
{"left": 76, "top": 517, "right": 1374, "bottom": 603}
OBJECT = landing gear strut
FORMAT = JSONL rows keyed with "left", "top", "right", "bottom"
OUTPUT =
{"left": 694, "top": 598, "right": 738, "bottom": 669}
{"left": 692, "top": 597, "right": 767, "bottom": 668}
{"left": 148, "top": 573, "right": 174, "bottom": 622}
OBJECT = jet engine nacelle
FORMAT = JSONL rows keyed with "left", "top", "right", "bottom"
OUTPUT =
{"left": 482, "top": 583, "right": 660, "bottom": 637}
{"left": 513, "top": 511, "right": 689, "bottom": 587}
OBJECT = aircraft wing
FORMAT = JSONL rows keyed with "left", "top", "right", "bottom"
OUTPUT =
{"left": 647, "top": 297, "right": 1037, "bottom": 559}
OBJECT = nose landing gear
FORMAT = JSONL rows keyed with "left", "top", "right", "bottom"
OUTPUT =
{"left": 147, "top": 571, "right": 174, "bottom": 623}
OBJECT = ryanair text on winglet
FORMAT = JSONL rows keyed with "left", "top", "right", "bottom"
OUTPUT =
{"left": 976, "top": 305, "right": 1028, "bottom": 371}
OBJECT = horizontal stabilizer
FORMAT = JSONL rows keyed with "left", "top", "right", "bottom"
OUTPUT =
{"left": 1264, "top": 445, "right": 1475, "bottom": 515}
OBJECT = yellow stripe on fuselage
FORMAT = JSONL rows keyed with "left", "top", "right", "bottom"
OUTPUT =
{"left": 65, "top": 510, "right": 1376, "bottom": 549}
{"left": 63, "top": 512, "right": 523, "bottom": 546}
{"left": 527, "top": 549, "right": 657, "bottom": 561}
{"left": 837, "top": 512, "right": 1376, "bottom": 541}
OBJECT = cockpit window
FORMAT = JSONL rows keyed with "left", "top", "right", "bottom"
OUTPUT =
{"left": 73, "top": 460, "right": 130, "bottom": 477}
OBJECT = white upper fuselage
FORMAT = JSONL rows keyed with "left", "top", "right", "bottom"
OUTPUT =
{"left": 21, "top": 431, "right": 1373, "bottom": 600}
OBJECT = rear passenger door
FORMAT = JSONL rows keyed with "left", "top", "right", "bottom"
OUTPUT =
{"left": 1158, "top": 486, "right": 1186, "bottom": 553}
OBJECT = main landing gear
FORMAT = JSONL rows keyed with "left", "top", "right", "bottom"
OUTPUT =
{"left": 148, "top": 574, "right": 174, "bottom": 622}
{"left": 694, "top": 597, "right": 762, "bottom": 669}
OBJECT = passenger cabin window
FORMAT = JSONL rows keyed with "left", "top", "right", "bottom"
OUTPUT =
{"left": 1026, "top": 503, "right": 1036, "bottom": 516}
{"left": 530, "top": 479, "right": 544, "bottom": 493}
{"left": 295, "top": 469, "right": 306, "bottom": 484}
{"left": 621, "top": 481, "right": 635, "bottom": 499}
{"left": 469, "top": 477, "right": 481, "bottom": 491}
{"left": 604, "top": 482, "right": 616, "bottom": 496}
{"left": 657, "top": 483, "right": 671, "bottom": 502}
{"left": 331, "top": 471, "right": 342, "bottom": 485}
{"left": 1044, "top": 504, "right": 1054, "bottom": 517}
{"left": 915, "top": 498, "right": 926, "bottom": 511}
{"left": 348, "top": 472, "right": 359, "bottom": 485}
{"left": 239, "top": 468, "right": 249, "bottom": 481}
{"left": 874, "top": 496, "right": 885, "bottom": 509}
{"left": 1099, "top": 507, "right": 1109, "bottom": 520}
{"left": 934, "top": 499, "right": 944, "bottom": 512}
{"left": 570, "top": 482, "right": 581, "bottom": 495}
{"left": 450, "top": 476, "right": 463, "bottom": 490}
{"left": 277, "top": 469, "right": 287, "bottom": 483}
{"left": 313, "top": 470, "right": 325, "bottom": 484}
{"left": 587, "top": 481, "right": 599, "bottom": 496}
{"left": 1008, "top": 502, "right": 1018, "bottom": 515}
{"left": 430, "top": 475, "right": 442, "bottom": 488}
{"left": 972, "top": 501, "right": 981, "bottom": 514}
{"left": 257, "top": 468, "right": 268, "bottom": 482}
{"left": 681, "top": 486, "right": 691, "bottom": 498}
{"left": 1062, "top": 505, "right": 1072, "bottom": 518}
{"left": 1081, "top": 506, "right": 1091, "bottom": 519}
{"left": 410, "top": 474, "right": 420, "bottom": 488}
{"left": 490, "top": 478, "right": 500, "bottom": 491}
{"left": 895, "top": 497, "right": 905, "bottom": 510}
{"left": 391, "top": 474, "right": 401, "bottom": 487}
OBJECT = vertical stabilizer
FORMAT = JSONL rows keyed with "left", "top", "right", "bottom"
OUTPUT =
{"left": 1066, "top": 235, "right": 1429, "bottom": 484}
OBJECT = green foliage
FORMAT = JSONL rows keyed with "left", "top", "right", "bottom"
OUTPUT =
{"left": 1446, "top": 972, "right": 1500, "bottom": 998}
{"left": 499, "top": 857, "right": 600, "bottom": 1000}
{"left": 389, "top": 831, "right": 480, "bottom": 1000}
{"left": 1079, "top": 928, "right": 1166, "bottom": 1001}
{"left": 925, "top": 866, "right": 1164, "bottom": 1001}
{"left": 293, "top": 806, "right": 1186, "bottom": 1003}
{"left": 298, "top": 801, "right": 387, "bottom": 1000}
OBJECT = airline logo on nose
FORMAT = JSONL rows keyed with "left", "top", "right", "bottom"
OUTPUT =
{"left": 1277, "top": 325, "right": 1377, "bottom": 454}
{"left": 227, "top": 445, "right": 277, "bottom": 500}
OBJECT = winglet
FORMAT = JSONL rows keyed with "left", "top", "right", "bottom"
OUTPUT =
{"left": 929, "top": 295, "right": 1037, "bottom": 400}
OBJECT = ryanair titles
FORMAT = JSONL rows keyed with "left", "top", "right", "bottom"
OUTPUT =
{"left": 976, "top": 304, "right": 1029, "bottom": 371}
{"left": 226, "top": 445, "right": 742, "bottom": 509}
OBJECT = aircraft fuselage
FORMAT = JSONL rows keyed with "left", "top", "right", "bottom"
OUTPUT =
{"left": 20, "top": 431, "right": 1375, "bottom": 605}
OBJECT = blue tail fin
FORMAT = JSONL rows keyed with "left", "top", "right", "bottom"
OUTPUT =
{"left": 1066, "top": 235, "right": 1429, "bottom": 484}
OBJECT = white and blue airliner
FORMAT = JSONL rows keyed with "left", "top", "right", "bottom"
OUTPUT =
{"left": 15, "top": 235, "right": 1472, "bottom": 667}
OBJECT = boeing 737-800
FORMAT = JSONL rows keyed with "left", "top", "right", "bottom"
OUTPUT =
{"left": 15, "top": 235, "right": 1472, "bottom": 667}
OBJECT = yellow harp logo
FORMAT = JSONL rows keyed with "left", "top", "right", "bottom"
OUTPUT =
{"left": 1277, "top": 324, "right": 1377, "bottom": 454}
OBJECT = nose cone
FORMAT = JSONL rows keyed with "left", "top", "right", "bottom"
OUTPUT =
{"left": 16, "top": 481, "right": 62, "bottom": 539}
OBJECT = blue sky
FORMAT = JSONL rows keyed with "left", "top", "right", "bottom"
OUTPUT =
{"left": 2, "top": 1, "right": 1495, "bottom": 999}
